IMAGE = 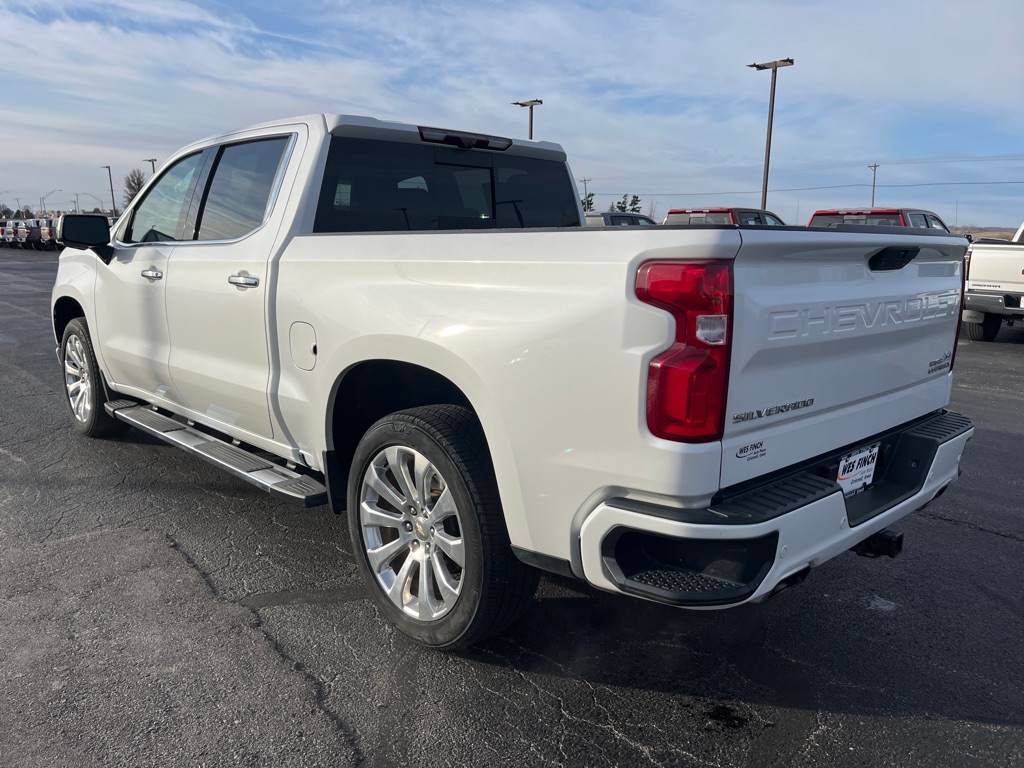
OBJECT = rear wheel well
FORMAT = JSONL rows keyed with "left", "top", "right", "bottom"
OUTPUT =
{"left": 53, "top": 297, "right": 85, "bottom": 344}
{"left": 326, "top": 360, "right": 473, "bottom": 509}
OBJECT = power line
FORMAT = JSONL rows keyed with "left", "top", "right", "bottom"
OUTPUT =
{"left": 591, "top": 180, "right": 1024, "bottom": 197}
{"left": 588, "top": 152, "right": 1024, "bottom": 183}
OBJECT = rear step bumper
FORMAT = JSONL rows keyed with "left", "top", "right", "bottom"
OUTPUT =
{"left": 105, "top": 401, "right": 327, "bottom": 507}
{"left": 579, "top": 410, "right": 973, "bottom": 608}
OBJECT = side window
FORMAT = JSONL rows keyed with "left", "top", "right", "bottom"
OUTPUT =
{"left": 610, "top": 216, "right": 631, "bottom": 226}
{"left": 123, "top": 152, "right": 203, "bottom": 244}
{"left": 196, "top": 137, "right": 289, "bottom": 241}
{"left": 637, "top": 217, "right": 655, "bottom": 226}
{"left": 763, "top": 214, "right": 784, "bottom": 226}
{"left": 927, "top": 215, "right": 948, "bottom": 231}
{"left": 908, "top": 213, "right": 928, "bottom": 228}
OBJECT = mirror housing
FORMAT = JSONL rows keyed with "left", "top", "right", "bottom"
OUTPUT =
{"left": 57, "top": 214, "right": 114, "bottom": 263}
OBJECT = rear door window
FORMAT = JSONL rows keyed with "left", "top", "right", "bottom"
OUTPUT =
{"left": 908, "top": 213, "right": 928, "bottom": 228}
{"left": 926, "top": 214, "right": 948, "bottom": 231}
{"left": 195, "top": 137, "right": 290, "bottom": 241}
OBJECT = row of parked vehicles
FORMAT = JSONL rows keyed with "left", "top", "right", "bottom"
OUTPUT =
{"left": 0, "top": 218, "right": 60, "bottom": 250}
{"left": 587, "top": 206, "right": 952, "bottom": 231}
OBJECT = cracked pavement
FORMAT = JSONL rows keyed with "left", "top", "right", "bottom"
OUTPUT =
{"left": 1, "top": 251, "right": 1022, "bottom": 767}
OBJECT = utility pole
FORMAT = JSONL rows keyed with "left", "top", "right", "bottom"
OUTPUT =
{"left": 144, "top": 158, "right": 157, "bottom": 174}
{"left": 748, "top": 58, "right": 794, "bottom": 210}
{"left": 868, "top": 163, "right": 879, "bottom": 206}
{"left": 579, "top": 177, "right": 591, "bottom": 210}
{"left": 512, "top": 99, "right": 543, "bottom": 140}
{"left": 101, "top": 165, "right": 117, "bottom": 216}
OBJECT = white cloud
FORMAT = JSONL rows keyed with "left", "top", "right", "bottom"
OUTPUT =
{"left": 1, "top": 0, "right": 1022, "bottom": 226}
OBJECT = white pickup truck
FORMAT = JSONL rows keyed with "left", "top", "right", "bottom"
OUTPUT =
{"left": 52, "top": 114, "right": 973, "bottom": 648}
{"left": 962, "top": 221, "right": 1024, "bottom": 340}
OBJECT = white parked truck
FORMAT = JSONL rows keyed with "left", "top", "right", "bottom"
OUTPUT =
{"left": 52, "top": 114, "right": 973, "bottom": 647}
{"left": 962, "top": 221, "right": 1024, "bottom": 341}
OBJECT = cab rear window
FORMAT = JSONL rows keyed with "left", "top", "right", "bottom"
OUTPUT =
{"left": 664, "top": 212, "right": 732, "bottom": 225}
{"left": 314, "top": 137, "right": 580, "bottom": 232}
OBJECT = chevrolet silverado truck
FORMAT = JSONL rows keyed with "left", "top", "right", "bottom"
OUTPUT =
{"left": 52, "top": 114, "right": 973, "bottom": 648}
{"left": 962, "top": 220, "right": 1024, "bottom": 341}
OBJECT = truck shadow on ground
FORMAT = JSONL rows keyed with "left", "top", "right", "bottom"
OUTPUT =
{"left": 457, "top": 566, "right": 1024, "bottom": 728}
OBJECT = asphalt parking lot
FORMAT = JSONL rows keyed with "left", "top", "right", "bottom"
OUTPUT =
{"left": 1, "top": 249, "right": 1022, "bottom": 768}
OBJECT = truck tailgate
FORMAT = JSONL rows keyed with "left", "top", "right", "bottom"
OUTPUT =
{"left": 966, "top": 243, "right": 1024, "bottom": 291}
{"left": 722, "top": 229, "right": 964, "bottom": 487}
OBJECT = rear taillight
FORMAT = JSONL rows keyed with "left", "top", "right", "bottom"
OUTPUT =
{"left": 952, "top": 249, "right": 966, "bottom": 370}
{"left": 635, "top": 260, "right": 733, "bottom": 442}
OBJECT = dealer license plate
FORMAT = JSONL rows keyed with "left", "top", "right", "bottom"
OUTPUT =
{"left": 837, "top": 443, "right": 879, "bottom": 497}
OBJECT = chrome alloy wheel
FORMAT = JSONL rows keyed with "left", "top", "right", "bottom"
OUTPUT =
{"left": 63, "top": 334, "right": 93, "bottom": 424}
{"left": 359, "top": 445, "right": 466, "bottom": 621}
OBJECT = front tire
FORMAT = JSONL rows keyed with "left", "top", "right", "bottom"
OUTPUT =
{"left": 60, "top": 318, "right": 126, "bottom": 437}
{"left": 966, "top": 313, "right": 1001, "bottom": 341}
{"left": 347, "top": 405, "right": 538, "bottom": 648}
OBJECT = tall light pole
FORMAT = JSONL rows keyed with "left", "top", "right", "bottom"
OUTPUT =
{"left": 748, "top": 57, "right": 794, "bottom": 210}
{"left": 101, "top": 166, "right": 117, "bottom": 216}
{"left": 144, "top": 158, "right": 157, "bottom": 174}
{"left": 512, "top": 99, "right": 543, "bottom": 140}
{"left": 868, "top": 162, "right": 879, "bottom": 206}
{"left": 40, "top": 189, "right": 62, "bottom": 214}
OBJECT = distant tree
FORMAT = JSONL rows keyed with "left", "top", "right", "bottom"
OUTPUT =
{"left": 0, "top": 205, "right": 11, "bottom": 218}
{"left": 581, "top": 192, "right": 594, "bottom": 212}
{"left": 19, "top": 206, "right": 34, "bottom": 218}
{"left": 123, "top": 168, "right": 147, "bottom": 207}
{"left": 611, "top": 194, "right": 641, "bottom": 213}
{"left": 646, "top": 200, "right": 659, "bottom": 221}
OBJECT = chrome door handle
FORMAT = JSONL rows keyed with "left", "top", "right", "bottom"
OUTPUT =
{"left": 228, "top": 274, "right": 260, "bottom": 288}
{"left": 141, "top": 268, "right": 163, "bottom": 280}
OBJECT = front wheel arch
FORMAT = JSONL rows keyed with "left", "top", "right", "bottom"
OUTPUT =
{"left": 53, "top": 296, "right": 86, "bottom": 346}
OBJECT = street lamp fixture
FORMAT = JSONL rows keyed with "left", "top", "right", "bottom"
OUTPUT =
{"left": 144, "top": 158, "right": 157, "bottom": 174}
{"left": 512, "top": 99, "right": 543, "bottom": 140}
{"left": 101, "top": 165, "right": 117, "bottom": 216}
{"left": 40, "top": 189, "right": 62, "bottom": 214}
{"left": 747, "top": 57, "right": 794, "bottom": 210}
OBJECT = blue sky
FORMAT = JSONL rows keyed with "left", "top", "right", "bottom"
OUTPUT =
{"left": 2, "top": 0, "right": 1023, "bottom": 228}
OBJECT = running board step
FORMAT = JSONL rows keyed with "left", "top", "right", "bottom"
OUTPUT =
{"left": 105, "top": 401, "right": 327, "bottom": 507}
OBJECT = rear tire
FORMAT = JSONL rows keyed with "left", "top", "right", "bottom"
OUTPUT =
{"left": 347, "top": 405, "right": 538, "bottom": 648}
{"left": 966, "top": 313, "right": 1001, "bottom": 341}
{"left": 60, "top": 318, "right": 127, "bottom": 437}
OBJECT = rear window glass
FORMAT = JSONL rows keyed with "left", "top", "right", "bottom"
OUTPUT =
{"left": 808, "top": 214, "right": 844, "bottom": 228}
{"left": 314, "top": 137, "right": 580, "bottom": 232}
{"left": 664, "top": 212, "right": 732, "bottom": 225}
{"left": 864, "top": 214, "right": 902, "bottom": 226}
